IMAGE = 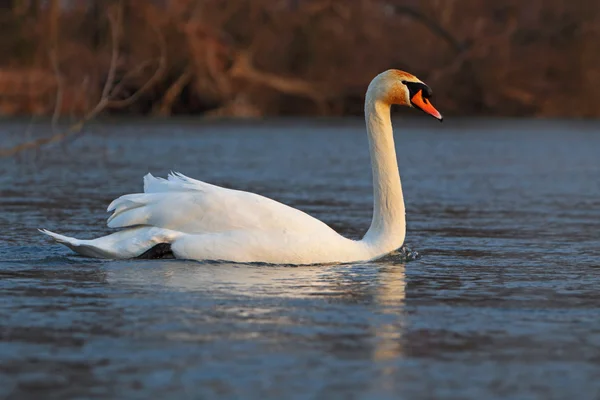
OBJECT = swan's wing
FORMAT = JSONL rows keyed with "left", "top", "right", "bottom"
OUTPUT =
{"left": 39, "top": 227, "right": 181, "bottom": 259}
{"left": 106, "top": 172, "right": 335, "bottom": 235}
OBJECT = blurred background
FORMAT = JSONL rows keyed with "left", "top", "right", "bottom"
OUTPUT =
{"left": 0, "top": 0, "right": 598, "bottom": 119}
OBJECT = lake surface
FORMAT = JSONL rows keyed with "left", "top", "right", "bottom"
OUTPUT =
{"left": 1, "top": 118, "right": 599, "bottom": 399}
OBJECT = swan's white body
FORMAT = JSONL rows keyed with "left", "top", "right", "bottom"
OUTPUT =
{"left": 42, "top": 70, "right": 441, "bottom": 264}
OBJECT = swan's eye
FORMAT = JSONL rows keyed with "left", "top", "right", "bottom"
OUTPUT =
{"left": 401, "top": 80, "right": 408, "bottom": 85}
{"left": 423, "top": 86, "right": 433, "bottom": 98}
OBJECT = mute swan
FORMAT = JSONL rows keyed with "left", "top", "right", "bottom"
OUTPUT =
{"left": 41, "top": 69, "right": 442, "bottom": 264}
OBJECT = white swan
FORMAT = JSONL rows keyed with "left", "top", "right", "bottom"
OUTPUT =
{"left": 41, "top": 69, "right": 442, "bottom": 264}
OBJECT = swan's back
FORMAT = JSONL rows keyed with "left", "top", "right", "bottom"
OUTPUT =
{"left": 107, "top": 172, "right": 340, "bottom": 237}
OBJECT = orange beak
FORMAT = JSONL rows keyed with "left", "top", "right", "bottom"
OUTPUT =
{"left": 411, "top": 90, "right": 443, "bottom": 121}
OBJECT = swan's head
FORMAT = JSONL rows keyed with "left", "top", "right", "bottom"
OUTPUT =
{"left": 369, "top": 69, "right": 443, "bottom": 121}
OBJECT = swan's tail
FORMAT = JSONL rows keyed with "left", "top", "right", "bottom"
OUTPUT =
{"left": 39, "top": 227, "right": 181, "bottom": 259}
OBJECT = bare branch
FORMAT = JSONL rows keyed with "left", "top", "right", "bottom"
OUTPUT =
{"left": 49, "top": 48, "right": 63, "bottom": 132}
{"left": 0, "top": 0, "right": 165, "bottom": 158}
{"left": 0, "top": 120, "right": 86, "bottom": 157}
{"left": 229, "top": 50, "right": 331, "bottom": 114}
{"left": 393, "top": 5, "right": 467, "bottom": 52}
{"left": 100, "top": 2, "right": 123, "bottom": 102}
{"left": 108, "top": 59, "right": 155, "bottom": 98}
{"left": 154, "top": 65, "right": 193, "bottom": 116}
{"left": 107, "top": 26, "right": 168, "bottom": 109}
{"left": 427, "top": 16, "right": 518, "bottom": 85}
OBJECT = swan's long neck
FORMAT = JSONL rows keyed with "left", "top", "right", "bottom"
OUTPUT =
{"left": 362, "top": 89, "right": 406, "bottom": 252}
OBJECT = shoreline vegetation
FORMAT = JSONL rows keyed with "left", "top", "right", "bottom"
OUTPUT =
{"left": 0, "top": 0, "right": 597, "bottom": 120}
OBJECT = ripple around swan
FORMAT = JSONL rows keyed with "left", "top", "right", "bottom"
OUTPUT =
{"left": 1, "top": 119, "right": 600, "bottom": 399}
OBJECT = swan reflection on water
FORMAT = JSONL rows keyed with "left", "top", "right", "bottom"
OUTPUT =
{"left": 104, "top": 257, "right": 408, "bottom": 379}
{"left": 104, "top": 259, "right": 407, "bottom": 302}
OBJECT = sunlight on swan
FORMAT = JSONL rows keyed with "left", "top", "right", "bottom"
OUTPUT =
{"left": 41, "top": 69, "right": 442, "bottom": 264}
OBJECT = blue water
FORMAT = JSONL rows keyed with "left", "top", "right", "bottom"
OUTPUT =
{"left": 1, "top": 118, "right": 599, "bottom": 399}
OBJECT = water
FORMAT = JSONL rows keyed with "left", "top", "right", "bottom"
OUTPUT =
{"left": 1, "top": 118, "right": 599, "bottom": 399}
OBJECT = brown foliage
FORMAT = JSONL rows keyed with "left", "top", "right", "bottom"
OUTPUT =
{"left": 0, "top": 0, "right": 598, "bottom": 118}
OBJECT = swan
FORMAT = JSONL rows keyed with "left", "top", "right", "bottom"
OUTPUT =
{"left": 41, "top": 69, "right": 442, "bottom": 264}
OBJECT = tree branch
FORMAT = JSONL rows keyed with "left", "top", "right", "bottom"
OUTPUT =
{"left": 0, "top": 0, "right": 165, "bottom": 158}
{"left": 49, "top": 40, "right": 63, "bottom": 133}
{"left": 107, "top": 27, "right": 168, "bottom": 109}
{"left": 393, "top": 5, "right": 467, "bottom": 52}
{"left": 154, "top": 65, "right": 193, "bottom": 116}
{"left": 100, "top": 2, "right": 123, "bottom": 102}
